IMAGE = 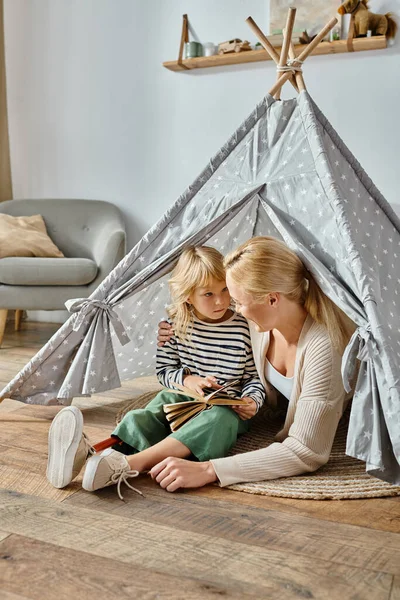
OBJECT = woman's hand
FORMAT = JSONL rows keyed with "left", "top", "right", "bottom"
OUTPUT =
{"left": 183, "top": 374, "right": 222, "bottom": 396}
{"left": 232, "top": 396, "right": 258, "bottom": 420}
{"left": 157, "top": 320, "right": 174, "bottom": 347}
{"left": 149, "top": 457, "right": 218, "bottom": 491}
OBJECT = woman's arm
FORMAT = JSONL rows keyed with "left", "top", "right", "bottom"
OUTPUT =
{"left": 212, "top": 398, "right": 342, "bottom": 486}
{"left": 211, "top": 335, "right": 346, "bottom": 486}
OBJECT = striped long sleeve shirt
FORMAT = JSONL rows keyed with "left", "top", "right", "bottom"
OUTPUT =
{"left": 156, "top": 312, "right": 265, "bottom": 411}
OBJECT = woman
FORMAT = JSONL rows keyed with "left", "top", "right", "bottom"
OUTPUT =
{"left": 150, "top": 236, "right": 355, "bottom": 491}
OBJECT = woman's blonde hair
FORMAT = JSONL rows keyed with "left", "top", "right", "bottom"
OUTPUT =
{"left": 224, "top": 236, "right": 354, "bottom": 354}
{"left": 168, "top": 246, "right": 226, "bottom": 340}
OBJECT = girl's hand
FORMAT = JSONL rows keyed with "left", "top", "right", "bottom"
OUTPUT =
{"left": 157, "top": 320, "right": 174, "bottom": 347}
{"left": 232, "top": 397, "right": 258, "bottom": 420}
{"left": 150, "top": 457, "right": 218, "bottom": 491}
{"left": 183, "top": 375, "right": 222, "bottom": 396}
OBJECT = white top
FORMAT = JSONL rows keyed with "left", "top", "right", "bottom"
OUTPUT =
{"left": 265, "top": 358, "right": 294, "bottom": 401}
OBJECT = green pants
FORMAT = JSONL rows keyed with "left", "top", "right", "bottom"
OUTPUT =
{"left": 112, "top": 390, "right": 249, "bottom": 461}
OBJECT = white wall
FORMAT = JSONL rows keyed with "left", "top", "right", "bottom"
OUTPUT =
{"left": 4, "top": 0, "right": 400, "bottom": 249}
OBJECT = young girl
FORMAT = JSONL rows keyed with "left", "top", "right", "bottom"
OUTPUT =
{"left": 46, "top": 246, "right": 265, "bottom": 498}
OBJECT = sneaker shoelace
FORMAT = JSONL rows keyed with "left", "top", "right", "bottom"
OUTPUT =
{"left": 110, "top": 468, "right": 143, "bottom": 501}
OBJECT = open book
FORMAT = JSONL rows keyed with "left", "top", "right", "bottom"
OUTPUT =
{"left": 163, "top": 379, "right": 248, "bottom": 432}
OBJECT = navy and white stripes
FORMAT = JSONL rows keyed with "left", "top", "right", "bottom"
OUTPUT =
{"left": 156, "top": 313, "right": 265, "bottom": 411}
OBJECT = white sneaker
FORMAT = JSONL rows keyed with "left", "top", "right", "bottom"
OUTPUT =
{"left": 82, "top": 448, "right": 143, "bottom": 500}
{"left": 47, "top": 406, "right": 95, "bottom": 488}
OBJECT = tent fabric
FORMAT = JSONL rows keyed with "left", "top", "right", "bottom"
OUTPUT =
{"left": 1, "top": 90, "right": 399, "bottom": 484}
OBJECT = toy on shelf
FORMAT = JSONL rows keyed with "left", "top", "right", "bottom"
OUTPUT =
{"left": 218, "top": 38, "right": 252, "bottom": 54}
{"left": 299, "top": 30, "right": 318, "bottom": 44}
{"left": 338, "top": 0, "right": 397, "bottom": 38}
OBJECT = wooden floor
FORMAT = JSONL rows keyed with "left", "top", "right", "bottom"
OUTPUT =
{"left": 1, "top": 321, "right": 400, "bottom": 600}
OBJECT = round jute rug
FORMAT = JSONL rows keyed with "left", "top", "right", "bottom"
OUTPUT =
{"left": 116, "top": 391, "right": 400, "bottom": 500}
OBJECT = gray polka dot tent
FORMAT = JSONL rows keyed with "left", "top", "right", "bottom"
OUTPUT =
{"left": 1, "top": 12, "right": 399, "bottom": 485}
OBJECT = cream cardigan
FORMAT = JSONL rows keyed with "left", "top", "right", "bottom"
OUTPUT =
{"left": 211, "top": 315, "right": 350, "bottom": 487}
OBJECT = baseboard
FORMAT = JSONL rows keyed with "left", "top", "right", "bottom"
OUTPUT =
{"left": 26, "top": 310, "right": 69, "bottom": 323}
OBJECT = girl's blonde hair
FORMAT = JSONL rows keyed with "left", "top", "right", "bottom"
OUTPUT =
{"left": 224, "top": 236, "right": 354, "bottom": 355}
{"left": 168, "top": 246, "right": 226, "bottom": 340}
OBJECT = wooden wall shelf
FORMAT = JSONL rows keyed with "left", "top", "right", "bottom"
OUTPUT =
{"left": 163, "top": 36, "right": 387, "bottom": 72}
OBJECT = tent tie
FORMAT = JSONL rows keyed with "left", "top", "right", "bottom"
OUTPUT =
{"left": 341, "top": 324, "right": 378, "bottom": 393}
{"left": 65, "top": 298, "right": 129, "bottom": 346}
{"left": 276, "top": 58, "right": 303, "bottom": 74}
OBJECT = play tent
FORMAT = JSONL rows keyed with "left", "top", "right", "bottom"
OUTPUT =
{"left": 1, "top": 12, "right": 399, "bottom": 484}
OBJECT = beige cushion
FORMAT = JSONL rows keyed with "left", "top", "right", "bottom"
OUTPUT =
{"left": 0, "top": 214, "right": 64, "bottom": 258}
{"left": 0, "top": 257, "right": 98, "bottom": 286}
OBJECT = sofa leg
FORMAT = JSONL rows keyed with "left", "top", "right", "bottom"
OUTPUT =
{"left": 15, "top": 309, "right": 23, "bottom": 331}
{"left": 0, "top": 309, "right": 8, "bottom": 347}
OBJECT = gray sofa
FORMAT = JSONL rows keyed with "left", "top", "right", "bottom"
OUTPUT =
{"left": 0, "top": 199, "right": 126, "bottom": 342}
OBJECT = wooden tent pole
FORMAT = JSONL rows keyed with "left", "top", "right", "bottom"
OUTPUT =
{"left": 275, "top": 7, "right": 297, "bottom": 99}
{"left": 269, "top": 16, "right": 338, "bottom": 97}
{"left": 246, "top": 16, "right": 298, "bottom": 93}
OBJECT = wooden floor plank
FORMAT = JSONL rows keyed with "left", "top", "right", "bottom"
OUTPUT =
{"left": 0, "top": 445, "right": 58, "bottom": 475}
{"left": 0, "top": 399, "right": 31, "bottom": 414}
{"left": 0, "top": 534, "right": 256, "bottom": 600}
{"left": 0, "top": 464, "right": 81, "bottom": 502}
{"left": 1, "top": 591, "right": 30, "bottom": 600}
{"left": 65, "top": 479, "right": 400, "bottom": 576}
{"left": 0, "top": 419, "right": 109, "bottom": 454}
{"left": 0, "top": 530, "right": 11, "bottom": 542}
{"left": 195, "top": 484, "right": 400, "bottom": 534}
{"left": 0, "top": 489, "right": 394, "bottom": 600}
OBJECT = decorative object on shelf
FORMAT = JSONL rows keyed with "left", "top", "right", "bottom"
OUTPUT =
{"left": 184, "top": 41, "right": 203, "bottom": 58}
{"left": 329, "top": 26, "right": 341, "bottom": 41}
{"left": 338, "top": 0, "right": 397, "bottom": 38}
{"left": 340, "top": 12, "right": 352, "bottom": 39}
{"left": 164, "top": 13, "right": 387, "bottom": 72}
{"left": 298, "top": 30, "right": 318, "bottom": 44}
{"left": 217, "top": 38, "right": 252, "bottom": 54}
{"left": 203, "top": 42, "right": 216, "bottom": 56}
{"left": 255, "top": 41, "right": 263, "bottom": 49}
